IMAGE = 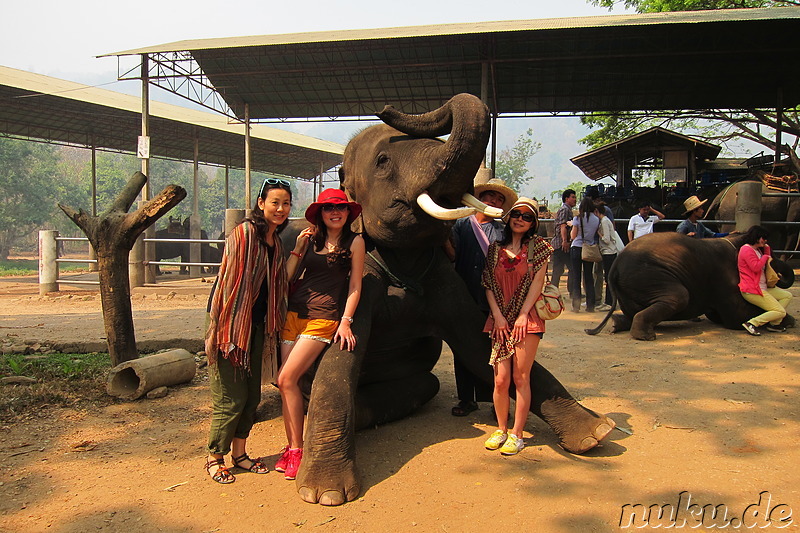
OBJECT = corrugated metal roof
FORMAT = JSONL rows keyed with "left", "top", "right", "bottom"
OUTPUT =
{"left": 97, "top": 7, "right": 800, "bottom": 120}
{"left": 102, "top": 8, "right": 797, "bottom": 56}
{"left": 0, "top": 65, "right": 343, "bottom": 179}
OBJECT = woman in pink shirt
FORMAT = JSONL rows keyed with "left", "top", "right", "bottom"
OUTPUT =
{"left": 738, "top": 225, "right": 792, "bottom": 336}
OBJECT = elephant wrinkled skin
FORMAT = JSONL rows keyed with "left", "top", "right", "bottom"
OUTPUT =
{"left": 292, "top": 94, "right": 615, "bottom": 506}
{"left": 586, "top": 232, "right": 796, "bottom": 341}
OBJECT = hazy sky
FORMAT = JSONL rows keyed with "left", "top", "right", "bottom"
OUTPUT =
{"left": 2, "top": 0, "right": 636, "bottom": 199}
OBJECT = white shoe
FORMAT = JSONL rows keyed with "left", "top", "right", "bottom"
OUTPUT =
{"left": 484, "top": 430, "right": 508, "bottom": 450}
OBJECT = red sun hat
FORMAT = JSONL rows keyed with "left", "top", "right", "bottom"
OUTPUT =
{"left": 304, "top": 188, "right": 362, "bottom": 224}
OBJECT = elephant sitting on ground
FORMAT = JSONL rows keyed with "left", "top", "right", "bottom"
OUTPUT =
{"left": 586, "top": 232, "right": 796, "bottom": 341}
{"left": 291, "top": 93, "right": 615, "bottom": 507}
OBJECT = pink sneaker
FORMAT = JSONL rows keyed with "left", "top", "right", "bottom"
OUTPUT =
{"left": 283, "top": 448, "right": 303, "bottom": 480}
{"left": 274, "top": 446, "right": 289, "bottom": 473}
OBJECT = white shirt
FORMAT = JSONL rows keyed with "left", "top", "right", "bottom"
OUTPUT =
{"left": 628, "top": 215, "right": 660, "bottom": 239}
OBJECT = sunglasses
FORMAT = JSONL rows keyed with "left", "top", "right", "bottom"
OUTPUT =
{"left": 321, "top": 204, "right": 349, "bottom": 212}
{"left": 259, "top": 177, "right": 292, "bottom": 197}
{"left": 509, "top": 210, "right": 535, "bottom": 222}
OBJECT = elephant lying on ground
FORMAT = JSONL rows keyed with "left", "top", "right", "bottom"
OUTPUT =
{"left": 586, "top": 232, "right": 796, "bottom": 341}
{"left": 290, "top": 93, "right": 615, "bottom": 506}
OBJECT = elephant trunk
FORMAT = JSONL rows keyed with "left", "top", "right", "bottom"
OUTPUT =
{"left": 377, "top": 93, "right": 491, "bottom": 192}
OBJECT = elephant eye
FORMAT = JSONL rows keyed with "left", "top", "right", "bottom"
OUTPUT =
{"left": 375, "top": 153, "right": 389, "bottom": 168}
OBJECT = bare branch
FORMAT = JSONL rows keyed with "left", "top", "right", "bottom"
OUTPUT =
{"left": 104, "top": 171, "right": 148, "bottom": 217}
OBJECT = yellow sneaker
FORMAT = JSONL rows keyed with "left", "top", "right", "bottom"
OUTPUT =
{"left": 499, "top": 433, "right": 525, "bottom": 455}
{"left": 484, "top": 430, "right": 508, "bottom": 450}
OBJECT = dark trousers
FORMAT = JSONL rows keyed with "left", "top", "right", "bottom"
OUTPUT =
{"left": 454, "top": 354, "right": 494, "bottom": 403}
{"left": 207, "top": 322, "right": 264, "bottom": 455}
{"left": 551, "top": 248, "right": 572, "bottom": 291}
{"left": 600, "top": 253, "right": 617, "bottom": 305}
{"left": 569, "top": 246, "right": 596, "bottom": 309}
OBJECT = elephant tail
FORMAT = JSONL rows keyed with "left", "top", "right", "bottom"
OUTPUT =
{"left": 584, "top": 295, "right": 616, "bottom": 335}
{"left": 585, "top": 263, "right": 619, "bottom": 335}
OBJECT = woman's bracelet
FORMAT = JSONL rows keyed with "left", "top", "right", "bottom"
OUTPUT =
{"left": 290, "top": 251, "right": 302, "bottom": 258}
{"left": 341, "top": 316, "right": 354, "bottom": 323}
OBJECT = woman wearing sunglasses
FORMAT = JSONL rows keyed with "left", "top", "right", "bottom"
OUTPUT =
{"left": 275, "top": 188, "right": 365, "bottom": 480}
{"left": 204, "top": 178, "right": 293, "bottom": 484}
{"left": 481, "top": 197, "right": 553, "bottom": 456}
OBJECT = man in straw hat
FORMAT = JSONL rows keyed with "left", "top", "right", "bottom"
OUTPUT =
{"left": 676, "top": 195, "right": 730, "bottom": 239}
{"left": 446, "top": 175, "right": 517, "bottom": 417}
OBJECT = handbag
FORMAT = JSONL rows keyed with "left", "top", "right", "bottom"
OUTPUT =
{"left": 579, "top": 218, "right": 602, "bottom": 262}
{"left": 535, "top": 275, "right": 564, "bottom": 320}
{"left": 765, "top": 258, "right": 780, "bottom": 288}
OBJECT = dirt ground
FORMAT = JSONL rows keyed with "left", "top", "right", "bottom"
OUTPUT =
{"left": 0, "top": 271, "right": 798, "bottom": 532}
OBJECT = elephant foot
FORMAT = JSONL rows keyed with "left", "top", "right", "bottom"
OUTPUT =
{"left": 296, "top": 456, "right": 359, "bottom": 506}
{"left": 631, "top": 329, "right": 657, "bottom": 341}
{"left": 610, "top": 313, "right": 631, "bottom": 334}
{"left": 559, "top": 416, "right": 616, "bottom": 454}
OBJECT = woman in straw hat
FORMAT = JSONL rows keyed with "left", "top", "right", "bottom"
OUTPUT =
{"left": 449, "top": 177, "right": 517, "bottom": 417}
{"left": 275, "top": 188, "right": 366, "bottom": 480}
{"left": 481, "top": 197, "right": 552, "bottom": 456}
{"left": 676, "top": 195, "right": 729, "bottom": 239}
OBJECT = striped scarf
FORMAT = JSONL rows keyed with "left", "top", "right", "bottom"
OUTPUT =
{"left": 481, "top": 236, "right": 553, "bottom": 366}
{"left": 205, "top": 221, "right": 288, "bottom": 383}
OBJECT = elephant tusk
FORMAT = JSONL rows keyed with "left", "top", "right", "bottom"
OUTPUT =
{"left": 416, "top": 192, "right": 478, "bottom": 220}
{"left": 461, "top": 193, "right": 504, "bottom": 218}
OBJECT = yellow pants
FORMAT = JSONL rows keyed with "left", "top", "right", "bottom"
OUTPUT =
{"left": 741, "top": 287, "right": 792, "bottom": 327}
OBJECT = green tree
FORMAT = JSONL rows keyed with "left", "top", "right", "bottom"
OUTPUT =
{"left": 583, "top": 0, "right": 800, "bottom": 160}
{"left": 0, "top": 138, "right": 61, "bottom": 259}
{"left": 551, "top": 181, "right": 590, "bottom": 203}
{"left": 493, "top": 129, "right": 542, "bottom": 192}
{"left": 590, "top": 0, "right": 795, "bottom": 11}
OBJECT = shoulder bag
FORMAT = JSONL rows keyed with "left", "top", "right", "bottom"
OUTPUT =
{"left": 534, "top": 273, "right": 564, "bottom": 320}
{"left": 765, "top": 257, "right": 780, "bottom": 288}
{"left": 528, "top": 239, "right": 564, "bottom": 320}
{"left": 580, "top": 216, "right": 602, "bottom": 262}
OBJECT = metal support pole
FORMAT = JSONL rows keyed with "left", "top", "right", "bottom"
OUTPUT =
{"left": 244, "top": 104, "right": 252, "bottom": 209}
{"left": 39, "top": 230, "right": 58, "bottom": 295}
{"left": 141, "top": 54, "right": 154, "bottom": 285}
{"left": 89, "top": 143, "right": 98, "bottom": 271}
{"left": 775, "top": 87, "right": 784, "bottom": 165}
{"left": 224, "top": 163, "right": 229, "bottom": 210}
{"left": 190, "top": 130, "right": 201, "bottom": 277}
{"left": 735, "top": 181, "right": 762, "bottom": 232}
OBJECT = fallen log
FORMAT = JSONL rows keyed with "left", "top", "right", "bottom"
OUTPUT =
{"left": 107, "top": 349, "right": 196, "bottom": 400}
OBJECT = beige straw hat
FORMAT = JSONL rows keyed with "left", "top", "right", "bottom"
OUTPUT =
{"left": 682, "top": 195, "right": 708, "bottom": 215}
{"left": 473, "top": 176, "right": 518, "bottom": 215}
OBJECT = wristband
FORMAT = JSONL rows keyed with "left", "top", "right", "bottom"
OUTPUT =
{"left": 341, "top": 316, "right": 353, "bottom": 323}
{"left": 290, "top": 251, "right": 302, "bottom": 258}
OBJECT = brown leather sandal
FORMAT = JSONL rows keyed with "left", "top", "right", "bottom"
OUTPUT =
{"left": 205, "top": 457, "right": 235, "bottom": 484}
{"left": 232, "top": 453, "right": 269, "bottom": 474}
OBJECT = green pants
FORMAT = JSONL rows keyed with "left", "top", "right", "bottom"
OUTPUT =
{"left": 207, "top": 322, "right": 264, "bottom": 455}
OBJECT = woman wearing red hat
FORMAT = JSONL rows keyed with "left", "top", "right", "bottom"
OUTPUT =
{"left": 275, "top": 188, "right": 365, "bottom": 480}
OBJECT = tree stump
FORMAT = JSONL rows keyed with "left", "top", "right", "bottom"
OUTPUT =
{"left": 106, "top": 349, "right": 196, "bottom": 400}
{"left": 59, "top": 172, "right": 186, "bottom": 365}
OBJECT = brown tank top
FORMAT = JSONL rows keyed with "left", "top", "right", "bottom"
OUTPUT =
{"left": 288, "top": 235, "right": 354, "bottom": 320}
